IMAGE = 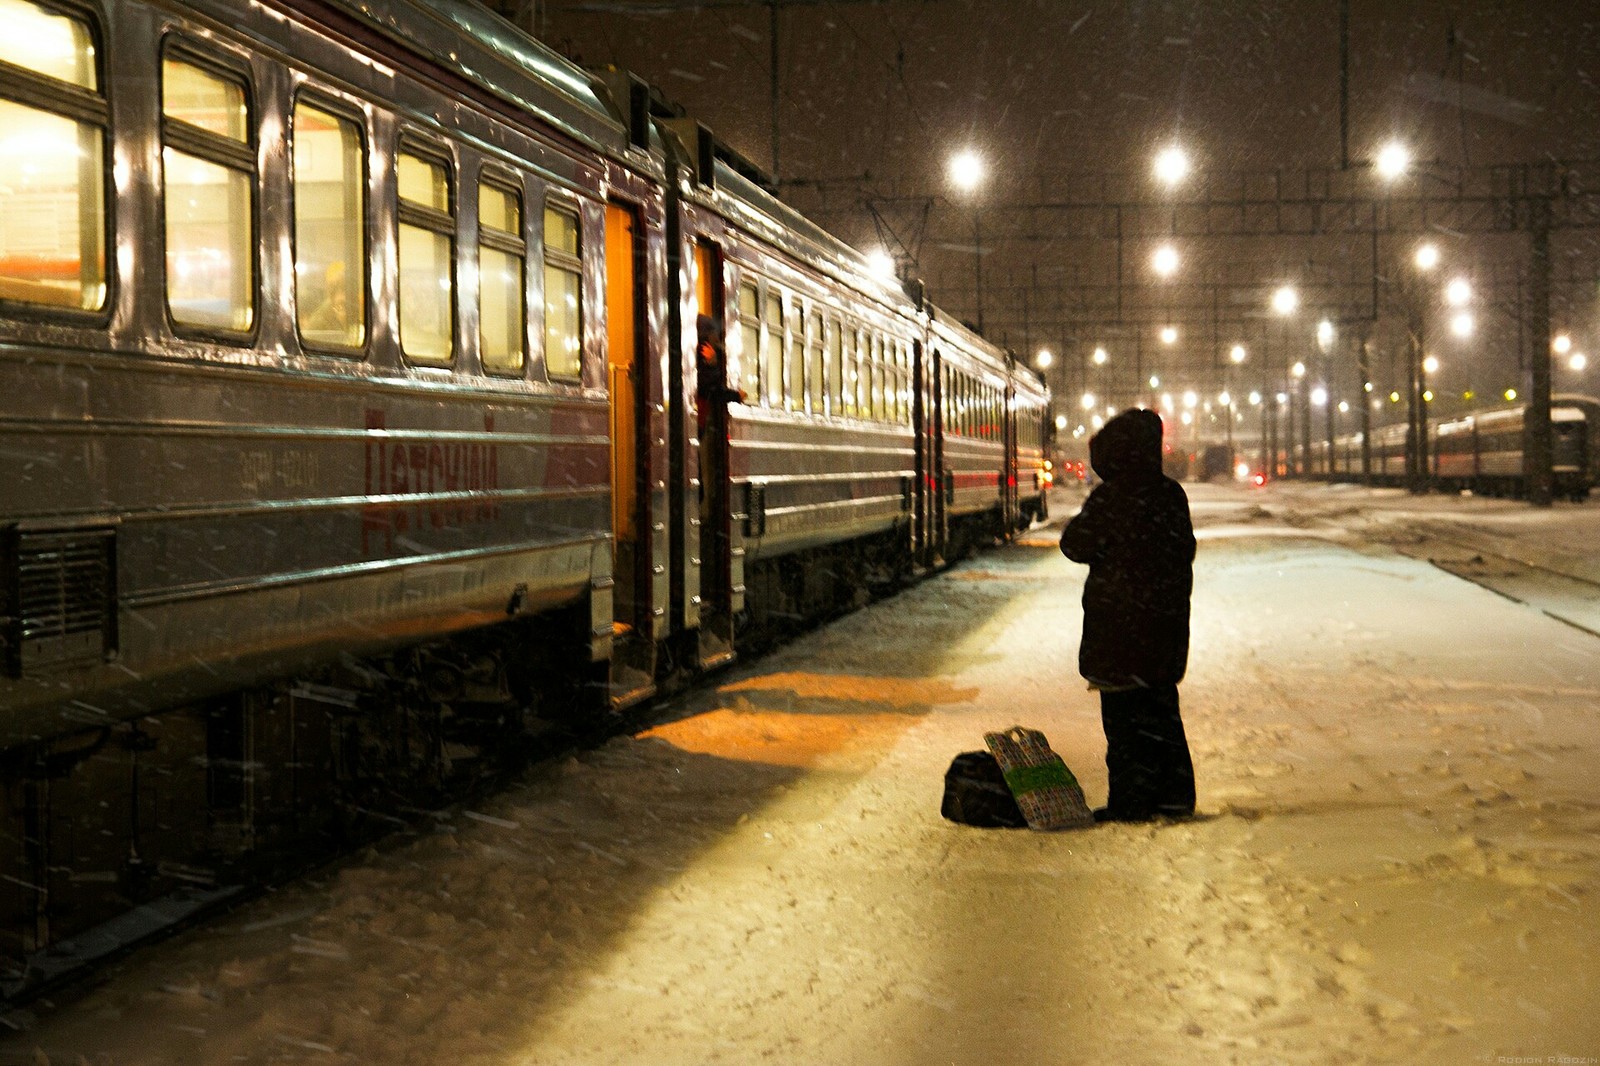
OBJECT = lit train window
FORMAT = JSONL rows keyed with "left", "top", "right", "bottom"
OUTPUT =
{"left": 850, "top": 329, "right": 866, "bottom": 418}
{"left": 542, "top": 201, "right": 582, "bottom": 379}
{"left": 871, "top": 335, "right": 886, "bottom": 422}
{"left": 785, "top": 299, "right": 804, "bottom": 412}
{"left": 806, "top": 311, "right": 824, "bottom": 415}
{"left": 293, "top": 100, "right": 366, "bottom": 351}
{"left": 397, "top": 148, "right": 455, "bottom": 364}
{"left": 479, "top": 179, "right": 524, "bottom": 373}
{"left": 162, "top": 54, "right": 254, "bottom": 333}
{"left": 737, "top": 281, "right": 760, "bottom": 399}
{"left": 0, "top": 0, "right": 105, "bottom": 311}
{"left": 761, "top": 290, "right": 782, "bottom": 406}
{"left": 827, "top": 318, "right": 843, "bottom": 416}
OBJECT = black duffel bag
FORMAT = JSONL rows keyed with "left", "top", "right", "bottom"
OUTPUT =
{"left": 940, "top": 750, "right": 1028, "bottom": 828}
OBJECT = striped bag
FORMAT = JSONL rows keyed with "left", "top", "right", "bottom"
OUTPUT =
{"left": 983, "top": 726, "right": 1095, "bottom": 830}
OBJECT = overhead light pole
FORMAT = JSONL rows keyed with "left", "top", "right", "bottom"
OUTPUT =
{"left": 948, "top": 148, "right": 986, "bottom": 333}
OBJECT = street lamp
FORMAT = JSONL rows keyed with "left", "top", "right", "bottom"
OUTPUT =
{"left": 1153, "top": 145, "right": 1190, "bottom": 187}
{"left": 1272, "top": 285, "right": 1299, "bottom": 316}
{"left": 1553, "top": 333, "right": 1573, "bottom": 355}
{"left": 1375, "top": 140, "right": 1410, "bottom": 181}
{"left": 1414, "top": 242, "right": 1440, "bottom": 272}
{"left": 948, "top": 148, "right": 986, "bottom": 332}
{"left": 1036, "top": 348, "right": 1053, "bottom": 369}
{"left": 1151, "top": 243, "right": 1179, "bottom": 278}
{"left": 1160, "top": 325, "right": 1178, "bottom": 345}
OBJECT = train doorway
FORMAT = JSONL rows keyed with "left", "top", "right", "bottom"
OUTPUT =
{"left": 692, "top": 240, "right": 735, "bottom": 667}
{"left": 605, "top": 202, "right": 654, "bottom": 705}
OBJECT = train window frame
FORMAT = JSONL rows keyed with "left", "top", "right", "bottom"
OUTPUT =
{"left": 396, "top": 137, "right": 457, "bottom": 367}
{"left": 0, "top": 0, "right": 111, "bottom": 319}
{"left": 761, "top": 286, "right": 783, "bottom": 407}
{"left": 158, "top": 39, "right": 259, "bottom": 340}
{"left": 290, "top": 91, "right": 369, "bottom": 357}
{"left": 785, "top": 295, "right": 804, "bottom": 413}
{"left": 541, "top": 193, "right": 584, "bottom": 383}
{"left": 477, "top": 168, "right": 527, "bottom": 377}
{"left": 737, "top": 278, "right": 761, "bottom": 401}
{"left": 827, "top": 316, "right": 844, "bottom": 418}
{"left": 806, "top": 308, "right": 824, "bottom": 416}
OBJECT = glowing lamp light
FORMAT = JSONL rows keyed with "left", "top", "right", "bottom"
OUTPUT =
{"left": 1054, "top": 414, "right": 1068, "bottom": 430}
{"left": 1151, "top": 244, "right": 1179, "bottom": 277}
{"left": 1311, "top": 387, "right": 1328, "bottom": 406}
{"left": 1271, "top": 285, "right": 1298, "bottom": 315}
{"left": 1160, "top": 325, "right": 1178, "bottom": 345}
{"left": 1572, "top": 352, "right": 1589, "bottom": 372}
{"left": 1248, "top": 390, "right": 1261, "bottom": 405}
{"left": 1229, "top": 344, "right": 1247, "bottom": 364}
{"left": 1446, "top": 277, "right": 1471, "bottom": 306}
{"left": 1414, "top": 243, "right": 1440, "bottom": 271}
{"left": 1376, "top": 140, "right": 1410, "bottom": 181}
{"left": 1182, "top": 390, "right": 1198, "bottom": 409}
{"left": 1252, "top": 472, "right": 1267, "bottom": 487}
{"left": 1504, "top": 388, "right": 1518, "bottom": 401}
{"left": 948, "top": 149, "right": 985, "bottom": 193}
{"left": 866, "top": 248, "right": 896, "bottom": 278}
{"left": 1423, "top": 355, "right": 1440, "bottom": 374}
{"left": 1552, "top": 333, "right": 1573, "bottom": 355}
{"left": 1092, "top": 346, "right": 1109, "bottom": 365}
{"left": 1036, "top": 348, "right": 1053, "bottom": 369}
{"left": 1218, "top": 391, "right": 1232, "bottom": 406}
{"left": 1153, "top": 145, "right": 1190, "bottom": 186}
{"left": 1149, "top": 375, "right": 1161, "bottom": 388}
{"left": 1292, "top": 361, "right": 1306, "bottom": 379}
{"left": 1235, "top": 462, "right": 1250, "bottom": 479}
{"left": 1450, "top": 312, "right": 1474, "bottom": 338}
{"left": 1316, "top": 319, "right": 1335, "bottom": 348}
{"left": 1338, "top": 401, "right": 1350, "bottom": 413}
{"left": 1180, "top": 411, "right": 1193, "bottom": 425}
{"left": 1390, "top": 391, "right": 1401, "bottom": 403}
{"left": 1081, "top": 392, "right": 1097, "bottom": 411}
{"left": 1423, "top": 389, "right": 1434, "bottom": 402}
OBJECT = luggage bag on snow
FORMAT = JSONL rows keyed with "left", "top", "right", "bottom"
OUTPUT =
{"left": 940, "top": 750, "right": 1028, "bottom": 828}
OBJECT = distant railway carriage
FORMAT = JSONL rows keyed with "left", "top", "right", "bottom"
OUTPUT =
{"left": 0, "top": 0, "right": 1048, "bottom": 977}
{"left": 1321, "top": 399, "right": 1591, "bottom": 500}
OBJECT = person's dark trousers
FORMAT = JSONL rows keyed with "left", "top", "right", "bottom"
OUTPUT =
{"left": 1099, "top": 684, "right": 1195, "bottom": 819}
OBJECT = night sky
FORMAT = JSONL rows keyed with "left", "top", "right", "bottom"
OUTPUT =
{"left": 536, "top": 0, "right": 1600, "bottom": 418}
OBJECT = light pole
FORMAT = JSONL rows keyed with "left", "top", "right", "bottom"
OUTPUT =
{"left": 1317, "top": 319, "right": 1336, "bottom": 477}
{"left": 1272, "top": 285, "right": 1298, "bottom": 476}
{"left": 1406, "top": 242, "right": 1442, "bottom": 492}
{"left": 1227, "top": 343, "right": 1246, "bottom": 468}
{"left": 948, "top": 149, "right": 985, "bottom": 333}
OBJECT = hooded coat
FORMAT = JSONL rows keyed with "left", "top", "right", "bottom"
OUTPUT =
{"left": 1059, "top": 408, "right": 1195, "bottom": 688}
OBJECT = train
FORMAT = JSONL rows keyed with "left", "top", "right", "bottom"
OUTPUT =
{"left": 1309, "top": 394, "right": 1595, "bottom": 500}
{"left": 0, "top": 0, "right": 1050, "bottom": 982}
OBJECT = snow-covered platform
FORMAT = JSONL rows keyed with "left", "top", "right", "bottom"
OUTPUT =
{"left": 5, "top": 483, "right": 1599, "bottom": 1065}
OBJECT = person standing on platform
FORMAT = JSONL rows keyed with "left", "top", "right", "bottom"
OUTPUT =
{"left": 1059, "top": 407, "right": 1197, "bottom": 822}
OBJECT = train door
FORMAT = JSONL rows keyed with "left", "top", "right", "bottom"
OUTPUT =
{"left": 1003, "top": 379, "right": 1018, "bottom": 535}
{"left": 929, "top": 346, "right": 948, "bottom": 563}
{"left": 692, "top": 240, "right": 735, "bottom": 667}
{"left": 605, "top": 202, "right": 655, "bottom": 706}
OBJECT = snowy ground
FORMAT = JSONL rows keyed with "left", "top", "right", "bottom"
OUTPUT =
{"left": 4, "top": 482, "right": 1599, "bottom": 1065}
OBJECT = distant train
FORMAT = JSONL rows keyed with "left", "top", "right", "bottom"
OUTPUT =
{"left": 0, "top": 0, "right": 1048, "bottom": 978}
{"left": 1311, "top": 395, "right": 1594, "bottom": 500}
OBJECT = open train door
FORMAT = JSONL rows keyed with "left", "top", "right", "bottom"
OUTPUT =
{"left": 605, "top": 202, "right": 656, "bottom": 708}
{"left": 692, "top": 240, "right": 736, "bottom": 669}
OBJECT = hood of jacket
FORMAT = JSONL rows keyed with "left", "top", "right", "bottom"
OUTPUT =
{"left": 1090, "top": 407, "right": 1165, "bottom": 482}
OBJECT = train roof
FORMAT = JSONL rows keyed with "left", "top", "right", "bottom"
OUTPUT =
{"left": 314, "top": 0, "right": 641, "bottom": 159}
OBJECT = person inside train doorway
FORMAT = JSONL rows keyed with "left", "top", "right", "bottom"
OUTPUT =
{"left": 1059, "top": 407, "right": 1197, "bottom": 822}
{"left": 695, "top": 314, "right": 745, "bottom": 574}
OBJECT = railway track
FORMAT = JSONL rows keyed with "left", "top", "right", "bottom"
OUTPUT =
{"left": 1388, "top": 526, "right": 1600, "bottom": 640}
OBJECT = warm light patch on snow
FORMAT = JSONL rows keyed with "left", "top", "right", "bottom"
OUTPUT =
{"left": 641, "top": 708, "right": 918, "bottom": 768}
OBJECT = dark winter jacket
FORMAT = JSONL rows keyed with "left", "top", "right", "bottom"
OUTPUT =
{"left": 1059, "top": 408, "right": 1195, "bottom": 688}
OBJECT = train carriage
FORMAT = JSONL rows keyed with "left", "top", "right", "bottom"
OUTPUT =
{"left": 0, "top": 0, "right": 1049, "bottom": 981}
{"left": 925, "top": 307, "right": 1012, "bottom": 557}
